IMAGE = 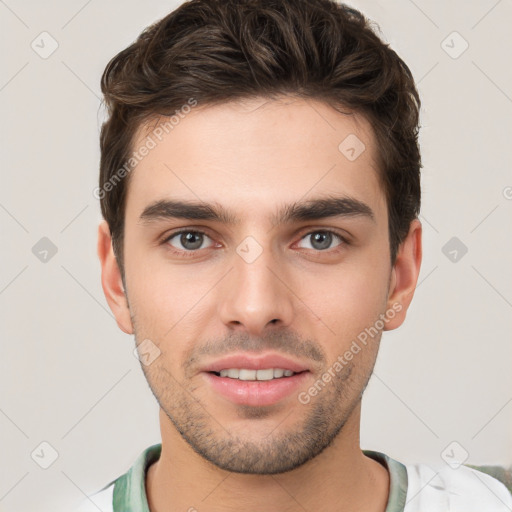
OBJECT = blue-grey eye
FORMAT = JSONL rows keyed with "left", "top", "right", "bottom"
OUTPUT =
{"left": 167, "top": 231, "right": 213, "bottom": 251}
{"left": 297, "top": 231, "right": 342, "bottom": 251}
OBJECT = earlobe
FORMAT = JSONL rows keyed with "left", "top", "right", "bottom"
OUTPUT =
{"left": 97, "top": 220, "right": 134, "bottom": 335}
{"left": 384, "top": 219, "right": 422, "bottom": 331}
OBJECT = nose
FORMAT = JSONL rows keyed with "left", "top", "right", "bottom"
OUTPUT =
{"left": 218, "top": 239, "right": 295, "bottom": 336}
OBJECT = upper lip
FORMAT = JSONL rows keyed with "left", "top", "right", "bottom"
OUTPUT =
{"left": 201, "top": 353, "right": 310, "bottom": 373}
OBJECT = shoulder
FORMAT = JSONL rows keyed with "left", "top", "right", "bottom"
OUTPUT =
{"left": 72, "top": 443, "right": 162, "bottom": 511}
{"left": 404, "top": 461, "right": 512, "bottom": 512}
{"left": 72, "top": 481, "right": 115, "bottom": 512}
{"left": 465, "top": 463, "right": 512, "bottom": 494}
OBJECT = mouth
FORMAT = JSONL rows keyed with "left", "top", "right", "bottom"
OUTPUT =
{"left": 200, "top": 353, "right": 312, "bottom": 406}
{"left": 201, "top": 363, "right": 311, "bottom": 407}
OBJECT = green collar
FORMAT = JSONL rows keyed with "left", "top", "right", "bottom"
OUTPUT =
{"left": 111, "top": 443, "right": 408, "bottom": 511}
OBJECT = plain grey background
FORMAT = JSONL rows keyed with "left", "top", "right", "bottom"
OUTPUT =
{"left": 1, "top": 1, "right": 511, "bottom": 511}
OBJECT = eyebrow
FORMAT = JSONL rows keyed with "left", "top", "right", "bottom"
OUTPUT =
{"left": 139, "top": 195, "right": 375, "bottom": 227}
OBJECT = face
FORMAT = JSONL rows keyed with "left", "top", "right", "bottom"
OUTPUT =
{"left": 99, "top": 95, "right": 421, "bottom": 475}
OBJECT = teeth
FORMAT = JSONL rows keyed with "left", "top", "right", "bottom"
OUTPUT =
{"left": 218, "top": 368, "right": 298, "bottom": 380}
{"left": 255, "top": 368, "right": 273, "bottom": 381}
{"left": 239, "top": 369, "right": 256, "bottom": 380}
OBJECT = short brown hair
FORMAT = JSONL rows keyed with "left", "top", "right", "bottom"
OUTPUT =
{"left": 99, "top": 0, "right": 421, "bottom": 278}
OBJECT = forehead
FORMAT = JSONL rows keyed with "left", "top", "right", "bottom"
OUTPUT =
{"left": 126, "top": 96, "right": 386, "bottom": 223}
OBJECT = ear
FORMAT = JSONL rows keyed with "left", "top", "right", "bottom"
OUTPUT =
{"left": 384, "top": 219, "right": 422, "bottom": 331}
{"left": 97, "top": 220, "right": 133, "bottom": 334}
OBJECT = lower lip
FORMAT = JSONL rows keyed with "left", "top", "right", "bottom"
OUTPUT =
{"left": 202, "top": 371, "right": 311, "bottom": 407}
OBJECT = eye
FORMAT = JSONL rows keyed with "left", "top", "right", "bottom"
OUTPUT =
{"left": 161, "top": 228, "right": 347, "bottom": 256}
{"left": 164, "top": 230, "right": 215, "bottom": 252}
{"left": 296, "top": 230, "right": 345, "bottom": 251}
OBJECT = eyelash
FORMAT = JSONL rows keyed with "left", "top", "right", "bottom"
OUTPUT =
{"left": 160, "top": 228, "right": 349, "bottom": 258}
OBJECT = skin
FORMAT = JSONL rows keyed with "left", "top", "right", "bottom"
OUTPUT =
{"left": 98, "top": 95, "right": 422, "bottom": 512}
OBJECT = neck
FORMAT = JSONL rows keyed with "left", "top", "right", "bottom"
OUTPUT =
{"left": 146, "top": 404, "right": 389, "bottom": 512}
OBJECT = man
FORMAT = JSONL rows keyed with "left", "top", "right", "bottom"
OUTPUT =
{"left": 81, "top": 0, "right": 512, "bottom": 510}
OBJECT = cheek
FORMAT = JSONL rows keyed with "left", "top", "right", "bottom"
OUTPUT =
{"left": 306, "top": 258, "right": 390, "bottom": 346}
{"left": 125, "top": 247, "right": 217, "bottom": 339}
